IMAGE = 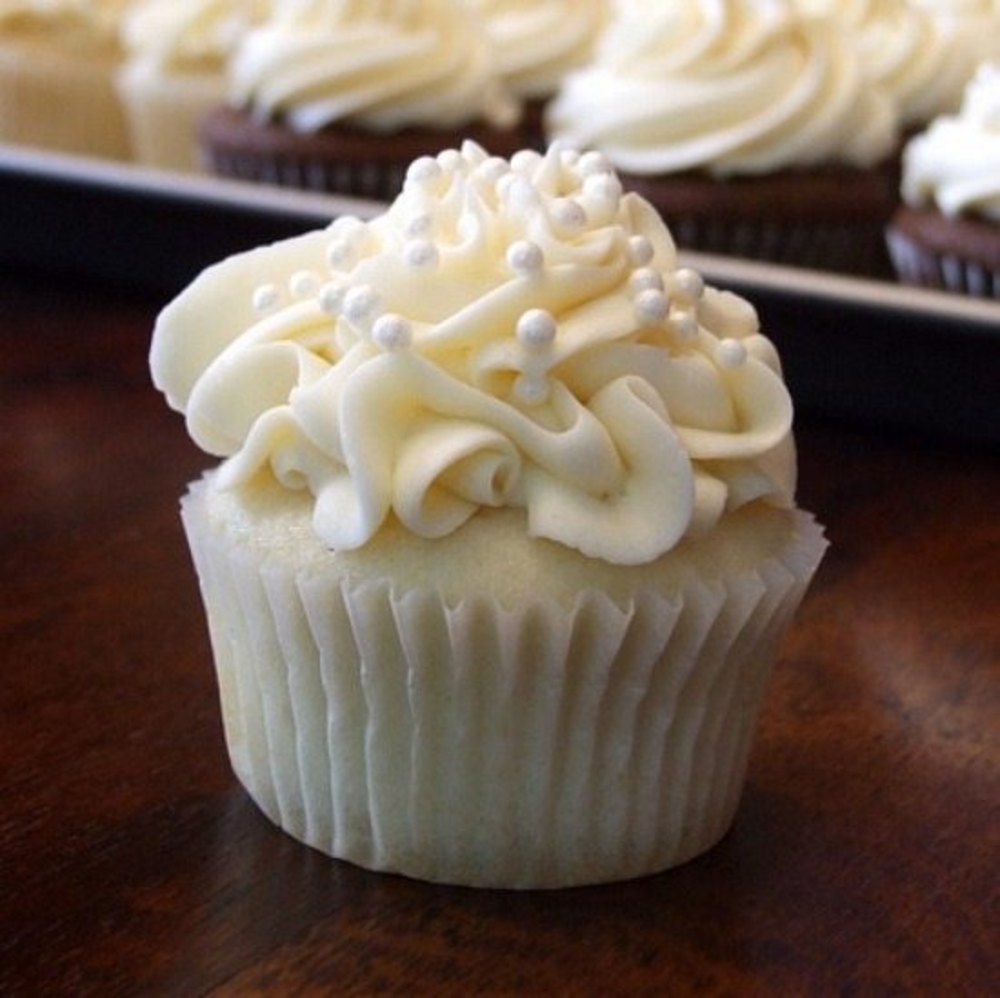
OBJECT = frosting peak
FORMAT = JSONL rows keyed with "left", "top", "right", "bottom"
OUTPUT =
{"left": 151, "top": 143, "right": 796, "bottom": 565}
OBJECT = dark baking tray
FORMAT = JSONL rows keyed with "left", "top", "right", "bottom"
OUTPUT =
{"left": 2, "top": 144, "right": 997, "bottom": 444}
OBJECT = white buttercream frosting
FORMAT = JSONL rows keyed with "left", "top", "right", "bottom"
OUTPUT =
{"left": 798, "top": 0, "right": 1000, "bottom": 126}
{"left": 467, "top": 0, "right": 608, "bottom": 101}
{"left": 151, "top": 143, "right": 797, "bottom": 566}
{"left": 901, "top": 62, "right": 1000, "bottom": 220}
{"left": 227, "top": 0, "right": 519, "bottom": 133}
{"left": 122, "top": 0, "right": 264, "bottom": 72}
{"left": 545, "top": 0, "right": 898, "bottom": 177}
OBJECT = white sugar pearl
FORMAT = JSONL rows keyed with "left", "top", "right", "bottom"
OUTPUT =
{"left": 289, "top": 270, "right": 320, "bottom": 299}
{"left": 511, "top": 149, "right": 543, "bottom": 174}
{"left": 372, "top": 313, "right": 412, "bottom": 351}
{"left": 342, "top": 284, "right": 380, "bottom": 324}
{"left": 252, "top": 283, "right": 280, "bottom": 313}
{"left": 628, "top": 235, "right": 654, "bottom": 265}
{"left": 404, "top": 239, "right": 439, "bottom": 269}
{"left": 670, "top": 308, "right": 699, "bottom": 341}
{"left": 634, "top": 289, "right": 670, "bottom": 325}
{"left": 326, "top": 239, "right": 355, "bottom": 269}
{"left": 516, "top": 309, "right": 557, "bottom": 348}
{"left": 404, "top": 212, "right": 433, "bottom": 237}
{"left": 550, "top": 198, "right": 587, "bottom": 233}
{"left": 583, "top": 172, "right": 623, "bottom": 206}
{"left": 506, "top": 240, "right": 544, "bottom": 275}
{"left": 318, "top": 282, "right": 345, "bottom": 315}
{"left": 716, "top": 338, "right": 748, "bottom": 368}
{"left": 629, "top": 267, "right": 664, "bottom": 294}
{"left": 673, "top": 267, "right": 705, "bottom": 302}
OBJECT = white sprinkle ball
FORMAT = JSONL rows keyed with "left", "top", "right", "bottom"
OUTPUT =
{"left": 583, "top": 171, "right": 623, "bottom": 206}
{"left": 629, "top": 267, "right": 664, "bottom": 294}
{"left": 506, "top": 239, "right": 544, "bottom": 275}
{"left": 318, "top": 282, "right": 346, "bottom": 315}
{"left": 634, "top": 288, "right": 670, "bottom": 325}
{"left": 342, "top": 284, "right": 380, "bottom": 324}
{"left": 628, "top": 235, "right": 655, "bottom": 265}
{"left": 716, "top": 338, "right": 748, "bottom": 368}
{"left": 404, "top": 238, "right": 439, "bottom": 269}
{"left": 559, "top": 147, "right": 581, "bottom": 168}
{"left": 550, "top": 197, "right": 587, "bottom": 233}
{"left": 404, "top": 211, "right": 433, "bottom": 238}
{"left": 673, "top": 267, "right": 705, "bottom": 302}
{"left": 252, "top": 282, "right": 280, "bottom": 314}
{"left": 516, "top": 308, "right": 557, "bottom": 349}
{"left": 372, "top": 313, "right": 412, "bottom": 352}
{"left": 325, "top": 239, "right": 355, "bottom": 270}
{"left": 330, "top": 214, "right": 364, "bottom": 239}
{"left": 289, "top": 270, "right": 320, "bottom": 299}
{"left": 670, "top": 308, "right": 700, "bottom": 341}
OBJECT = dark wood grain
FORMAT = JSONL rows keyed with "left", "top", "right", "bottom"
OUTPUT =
{"left": 2, "top": 267, "right": 997, "bottom": 996}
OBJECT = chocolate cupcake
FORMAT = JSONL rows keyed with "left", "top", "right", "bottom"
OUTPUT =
{"left": 199, "top": 0, "right": 524, "bottom": 201}
{"left": 886, "top": 63, "right": 1000, "bottom": 297}
{"left": 545, "top": 0, "right": 901, "bottom": 278}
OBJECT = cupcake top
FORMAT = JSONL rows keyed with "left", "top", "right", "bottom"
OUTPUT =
{"left": 151, "top": 143, "right": 796, "bottom": 566}
{"left": 545, "top": 0, "right": 898, "bottom": 178}
{"left": 226, "top": 0, "right": 519, "bottom": 134}
{"left": 121, "top": 0, "right": 264, "bottom": 73}
{"left": 799, "top": 0, "right": 999, "bottom": 127}
{"left": 901, "top": 62, "right": 1000, "bottom": 220}
{"left": 466, "top": 0, "right": 608, "bottom": 103}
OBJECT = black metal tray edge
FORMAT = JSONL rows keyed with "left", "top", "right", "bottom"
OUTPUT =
{"left": 3, "top": 144, "right": 997, "bottom": 444}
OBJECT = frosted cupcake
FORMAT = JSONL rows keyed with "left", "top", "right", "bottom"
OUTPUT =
{"left": 545, "top": 0, "right": 900, "bottom": 277}
{"left": 199, "top": 0, "right": 523, "bottom": 199}
{"left": 0, "top": 0, "right": 133, "bottom": 160}
{"left": 117, "top": 0, "right": 265, "bottom": 173}
{"left": 466, "top": 0, "right": 608, "bottom": 148}
{"left": 798, "top": 0, "right": 999, "bottom": 132}
{"left": 887, "top": 63, "right": 1000, "bottom": 296}
{"left": 150, "top": 142, "right": 826, "bottom": 889}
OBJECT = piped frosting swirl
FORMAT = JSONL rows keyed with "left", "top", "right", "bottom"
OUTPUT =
{"left": 151, "top": 143, "right": 796, "bottom": 565}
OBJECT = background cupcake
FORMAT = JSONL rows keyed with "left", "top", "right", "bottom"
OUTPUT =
{"left": 0, "top": 0, "right": 133, "bottom": 160}
{"left": 466, "top": 0, "right": 608, "bottom": 148}
{"left": 798, "top": 0, "right": 999, "bottom": 133}
{"left": 199, "top": 0, "right": 524, "bottom": 199}
{"left": 117, "top": 0, "right": 266, "bottom": 173}
{"left": 545, "top": 0, "right": 900, "bottom": 277}
{"left": 886, "top": 62, "right": 1000, "bottom": 296}
{"left": 151, "top": 142, "right": 826, "bottom": 889}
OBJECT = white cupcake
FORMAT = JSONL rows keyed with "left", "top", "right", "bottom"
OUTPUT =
{"left": 0, "top": 0, "right": 132, "bottom": 159}
{"left": 151, "top": 143, "right": 826, "bottom": 888}
{"left": 117, "top": 0, "right": 265, "bottom": 172}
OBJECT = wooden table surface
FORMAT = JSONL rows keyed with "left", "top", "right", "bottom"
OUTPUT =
{"left": 2, "top": 265, "right": 997, "bottom": 996}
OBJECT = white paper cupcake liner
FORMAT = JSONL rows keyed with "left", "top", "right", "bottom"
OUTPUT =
{"left": 181, "top": 484, "right": 826, "bottom": 889}
{"left": 886, "top": 227, "right": 1000, "bottom": 298}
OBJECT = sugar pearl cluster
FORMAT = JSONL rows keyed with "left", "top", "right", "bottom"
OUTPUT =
{"left": 249, "top": 143, "right": 749, "bottom": 405}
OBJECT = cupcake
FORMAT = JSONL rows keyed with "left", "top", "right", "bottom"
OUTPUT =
{"left": 886, "top": 62, "right": 1000, "bottom": 296}
{"left": 198, "top": 0, "right": 523, "bottom": 200}
{"left": 545, "top": 0, "right": 900, "bottom": 277}
{"left": 0, "top": 0, "right": 132, "bottom": 160}
{"left": 117, "top": 0, "right": 265, "bottom": 173}
{"left": 798, "top": 0, "right": 999, "bottom": 132}
{"left": 466, "top": 0, "right": 608, "bottom": 149}
{"left": 150, "top": 142, "right": 826, "bottom": 889}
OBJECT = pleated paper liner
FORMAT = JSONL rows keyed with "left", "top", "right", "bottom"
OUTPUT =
{"left": 181, "top": 478, "right": 826, "bottom": 889}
